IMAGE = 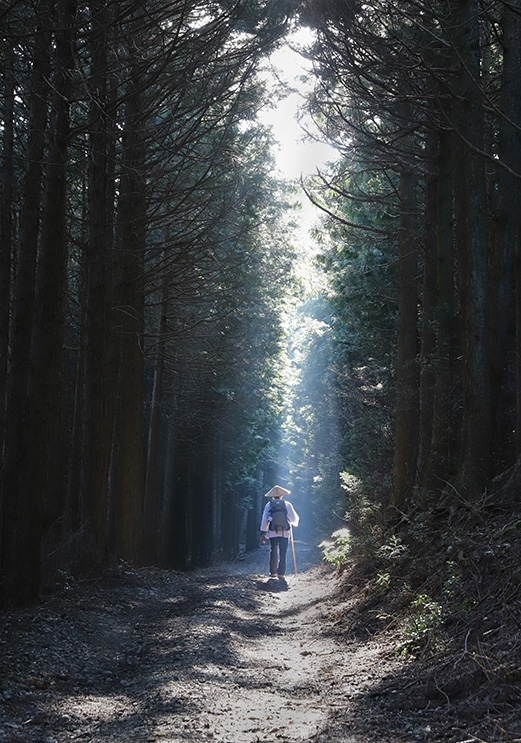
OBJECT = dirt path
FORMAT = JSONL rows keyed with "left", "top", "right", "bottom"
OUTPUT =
{"left": 0, "top": 543, "right": 486, "bottom": 743}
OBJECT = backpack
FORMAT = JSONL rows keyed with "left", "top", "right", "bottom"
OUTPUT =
{"left": 269, "top": 499, "right": 289, "bottom": 534}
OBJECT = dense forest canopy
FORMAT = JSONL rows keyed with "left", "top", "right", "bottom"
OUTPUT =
{"left": 1, "top": 0, "right": 521, "bottom": 609}
{"left": 300, "top": 0, "right": 521, "bottom": 566}
{"left": 0, "top": 0, "right": 302, "bottom": 608}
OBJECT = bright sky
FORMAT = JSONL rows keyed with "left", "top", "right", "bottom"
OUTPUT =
{"left": 256, "top": 27, "right": 339, "bottom": 256}
{"left": 258, "top": 27, "right": 338, "bottom": 180}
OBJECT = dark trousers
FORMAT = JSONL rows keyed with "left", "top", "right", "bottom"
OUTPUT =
{"left": 269, "top": 536, "right": 289, "bottom": 577}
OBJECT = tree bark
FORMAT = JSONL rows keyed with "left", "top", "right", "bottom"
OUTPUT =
{"left": 158, "top": 412, "right": 176, "bottom": 565}
{"left": 111, "top": 33, "right": 146, "bottom": 563}
{"left": 0, "top": 45, "right": 15, "bottom": 456}
{"left": 496, "top": 1, "right": 521, "bottom": 459}
{"left": 144, "top": 276, "right": 169, "bottom": 563}
{"left": 427, "top": 129, "right": 457, "bottom": 489}
{"left": 28, "top": 0, "right": 77, "bottom": 559}
{"left": 79, "top": 0, "right": 118, "bottom": 568}
{"left": 391, "top": 165, "right": 419, "bottom": 508}
{"left": 417, "top": 131, "right": 439, "bottom": 486}
{"left": 449, "top": 0, "right": 491, "bottom": 497}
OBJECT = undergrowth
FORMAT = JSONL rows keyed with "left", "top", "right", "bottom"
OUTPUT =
{"left": 321, "top": 468, "right": 521, "bottom": 739}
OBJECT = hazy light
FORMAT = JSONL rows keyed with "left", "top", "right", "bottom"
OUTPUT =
{"left": 258, "top": 28, "right": 338, "bottom": 180}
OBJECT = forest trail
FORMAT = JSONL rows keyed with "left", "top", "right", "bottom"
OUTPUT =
{"left": 0, "top": 542, "right": 492, "bottom": 743}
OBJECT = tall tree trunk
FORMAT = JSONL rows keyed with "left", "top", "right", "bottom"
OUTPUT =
{"left": 417, "top": 131, "right": 439, "bottom": 486}
{"left": 391, "top": 165, "right": 419, "bottom": 508}
{"left": 68, "top": 253, "right": 87, "bottom": 537}
{"left": 486, "top": 3, "right": 520, "bottom": 470}
{"left": 167, "top": 442, "right": 193, "bottom": 570}
{"left": 143, "top": 277, "right": 169, "bottom": 563}
{"left": 28, "top": 0, "right": 77, "bottom": 561}
{"left": 208, "top": 433, "right": 223, "bottom": 564}
{"left": 426, "top": 130, "right": 457, "bottom": 490}
{"left": 159, "top": 411, "right": 176, "bottom": 565}
{"left": 449, "top": 0, "right": 491, "bottom": 497}
{"left": 111, "top": 38, "right": 146, "bottom": 563}
{"left": 0, "top": 45, "right": 15, "bottom": 457}
{"left": 496, "top": 1, "right": 521, "bottom": 460}
{"left": 78, "top": 0, "right": 119, "bottom": 568}
{"left": 0, "top": 10, "right": 51, "bottom": 608}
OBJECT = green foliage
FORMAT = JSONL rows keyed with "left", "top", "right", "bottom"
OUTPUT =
{"left": 320, "top": 478, "right": 401, "bottom": 569}
{"left": 375, "top": 571, "right": 391, "bottom": 588}
{"left": 337, "top": 470, "right": 388, "bottom": 558}
{"left": 321, "top": 528, "right": 352, "bottom": 568}
{"left": 401, "top": 594, "right": 445, "bottom": 656}
{"left": 398, "top": 559, "right": 476, "bottom": 657}
{"left": 442, "top": 560, "right": 461, "bottom": 598}
{"left": 302, "top": 153, "right": 398, "bottom": 536}
{"left": 441, "top": 559, "right": 476, "bottom": 615}
{"left": 376, "top": 534, "right": 408, "bottom": 561}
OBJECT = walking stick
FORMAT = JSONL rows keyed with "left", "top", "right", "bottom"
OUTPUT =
{"left": 290, "top": 524, "right": 298, "bottom": 576}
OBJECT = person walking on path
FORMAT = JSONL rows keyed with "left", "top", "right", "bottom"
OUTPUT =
{"left": 260, "top": 485, "right": 299, "bottom": 580}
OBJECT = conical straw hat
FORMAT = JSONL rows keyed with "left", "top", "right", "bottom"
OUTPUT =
{"left": 264, "top": 485, "right": 291, "bottom": 498}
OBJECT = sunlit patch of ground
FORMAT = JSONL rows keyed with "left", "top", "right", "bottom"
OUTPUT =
{"left": 5, "top": 541, "right": 506, "bottom": 742}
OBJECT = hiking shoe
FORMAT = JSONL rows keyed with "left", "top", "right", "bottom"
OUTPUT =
{"left": 269, "top": 574, "right": 277, "bottom": 578}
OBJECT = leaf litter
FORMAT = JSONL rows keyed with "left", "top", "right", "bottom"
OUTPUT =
{"left": 0, "top": 539, "right": 519, "bottom": 743}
